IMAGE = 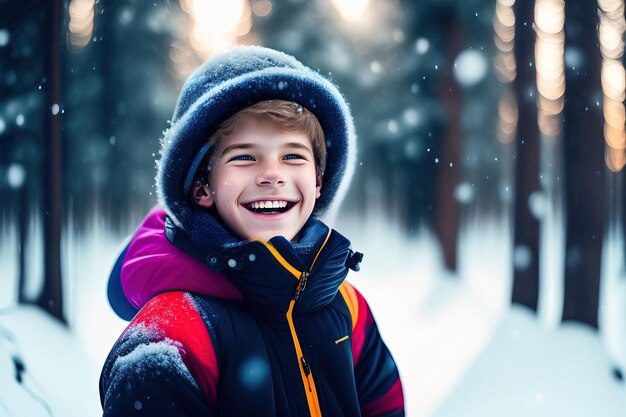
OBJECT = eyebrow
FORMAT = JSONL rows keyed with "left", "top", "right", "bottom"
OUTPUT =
{"left": 219, "top": 142, "right": 313, "bottom": 159}
{"left": 283, "top": 142, "right": 314, "bottom": 153}
{"left": 219, "top": 143, "right": 254, "bottom": 159}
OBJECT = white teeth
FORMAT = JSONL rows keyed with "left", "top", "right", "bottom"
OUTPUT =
{"left": 248, "top": 200, "right": 289, "bottom": 210}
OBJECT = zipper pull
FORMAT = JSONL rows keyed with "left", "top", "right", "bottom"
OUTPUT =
{"left": 301, "top": 356, "right": 311, "bottom": 376}
{"left": 293, "top": 271, "right": 309, "bottom": 302}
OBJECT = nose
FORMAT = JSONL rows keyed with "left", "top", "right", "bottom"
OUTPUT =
{"left": 256, "top": 160, "right": 286, "bottom": 186}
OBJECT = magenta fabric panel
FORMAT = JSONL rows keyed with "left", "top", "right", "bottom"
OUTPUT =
{"left": 121, "top": 206, "right": 243, "bottom": 309}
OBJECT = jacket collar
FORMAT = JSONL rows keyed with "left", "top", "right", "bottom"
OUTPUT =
{"left": 109, "top": 207, "right": 361, "bottom": 320}
{"left": 166, "top": 212, "right": 354, "bottom": 317}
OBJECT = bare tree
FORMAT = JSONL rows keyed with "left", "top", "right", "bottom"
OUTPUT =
{"left": 37, "top": 0, "right": 65, "bottom": 323}
{"left": 434, "top": 14, "right": 463, "bottom": 272}
{"left": 561, "top": 1, "right": 605, "bottom": 328}
{"left": 511, "top": 0, "right": 540, "bottom": 310}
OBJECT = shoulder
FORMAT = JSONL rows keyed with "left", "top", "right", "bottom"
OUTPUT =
{"left": 109, "top": 291, "right": 220, "bottom": 405}
{"left": 131, "top": 291, "right": 208, "bottom": 335}
{"left": 338, "top": 281, "right": 374, "bottom": 331}
{"left": 104, "top": 292, "right": 208, "bottom": 360}
{"left": 100, "top": 292, "right": 221, "bottom": 414}
{"left": 337, "top": 282, "right": 377, "bottom": 366}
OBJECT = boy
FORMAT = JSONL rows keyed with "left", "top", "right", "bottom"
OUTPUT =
{"left": 101, "top": 46, "right": 404, "bottom": 417}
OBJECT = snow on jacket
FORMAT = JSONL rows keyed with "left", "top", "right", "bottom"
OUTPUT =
{"left": 100, "top": 207, "right": 404, "bottom": 416}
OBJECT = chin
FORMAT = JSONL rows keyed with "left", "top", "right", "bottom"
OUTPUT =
{"left": 250, "top": 229, "right": 296, "bottom": 242}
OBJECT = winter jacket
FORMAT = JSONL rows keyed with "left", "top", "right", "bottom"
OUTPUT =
{"left": 100, "top": 207, "right": 404, "bottom": 416}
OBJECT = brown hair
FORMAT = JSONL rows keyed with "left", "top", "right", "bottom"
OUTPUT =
{"left": 208, "top": 100, "right": 326, "bottom": 178}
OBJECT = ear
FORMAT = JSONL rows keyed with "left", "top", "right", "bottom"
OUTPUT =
{"left": 192, "top": 181, "right": 215, "bottom": 208}
{"left": 315, "top": 175, "right": 322, "bottom": 199}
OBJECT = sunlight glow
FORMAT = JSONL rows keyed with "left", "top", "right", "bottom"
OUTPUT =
{"left": 68, "top": 0, "right": 95, "bottom": 48}
{"left": 598, "top": 0, "right": 626, "bottom": 172}
{"left": 179, "top": 0, "right": 252, "bottom": 59}
{"left": 331, "top": 0, "right": 370, "bottom": 22}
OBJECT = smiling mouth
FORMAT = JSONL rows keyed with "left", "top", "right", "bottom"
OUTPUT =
{"left": 243, "top": 200, "right": 297, "bottom": 215}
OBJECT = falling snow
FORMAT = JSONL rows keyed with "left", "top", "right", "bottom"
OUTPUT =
{"left": 7, "top": 163, "right": 26, "bottom": 189}
{"left": 1, "top": 1, "right": 625, "bottom": 416}
{"left": 387, "top": 119, "right": 399, "bottom": 134}
{"left": 454, "top": 182, "right": 474, "bottom": 204}
{"left": 453, "top": 50, "right": 488, "bottom": 87}
{"left": 415, "top": 37, "right": 430, "bottom": 54}
{"left": 528, "top": 191, "right": 547, "bottom": 219}
{"left": 513, "top": 244, "right": 532, "bottom": 270}
{"left": 0, "top": 28, "right": 9, "bottom": 47}
{"left": 403, "top": 108, "right": 421, "bottom": 127}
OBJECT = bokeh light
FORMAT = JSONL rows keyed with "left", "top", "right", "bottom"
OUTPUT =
{"left": 68, "top": 0, "right": 95, "bottom": 48}
{"left": 598, "top": 0, "right": 625, "bottom": 172}
{"left": 534, "top": 0, "right": 565, "bottom": 138}
{"left": 493, "top": 0, "right": 516, "bottom": 83}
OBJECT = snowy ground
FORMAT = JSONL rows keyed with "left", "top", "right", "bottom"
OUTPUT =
{"left": 1, "top": 213, "right": 625, "bottom": 416}
{"left": 344, "top": 215, "right": 626, "bottom": 416}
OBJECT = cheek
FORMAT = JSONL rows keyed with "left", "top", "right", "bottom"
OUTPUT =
{"left": 213, "top": 174, "right": 247, "bottom": 203}
{"left": 302, "top": 177, "right": 321, "bottom": 200}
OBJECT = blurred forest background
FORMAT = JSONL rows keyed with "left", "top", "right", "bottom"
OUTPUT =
{"left": 0, "top": 0, "right": 624, "bottom": 350}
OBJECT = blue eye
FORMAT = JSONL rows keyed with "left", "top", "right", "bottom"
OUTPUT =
{"left": 230, "top": 155, "right": 255, "bottom": 161}
{"left": 284, "top": 154, "right": 304, "bottom": 160}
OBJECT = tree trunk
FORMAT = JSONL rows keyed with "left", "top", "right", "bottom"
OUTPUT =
{"left": 18, "top": 182, "right": 28, "bottom": 304}
{"left": 38, "top": 0, "right": 65, "bottom": 323}
{"left": 434, "top": 17, "right": 462, "bottom": 272}
{"left": 561, "top": 1, "right": 605, "bottom": 328}
{"left": 511, "top": 0, "right": 540, "bottom": 310}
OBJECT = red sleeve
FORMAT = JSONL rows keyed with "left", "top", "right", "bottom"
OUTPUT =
{"left": 128, "top": 291, "right": 219, "bottom": 406}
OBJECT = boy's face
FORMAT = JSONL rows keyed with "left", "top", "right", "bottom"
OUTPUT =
{"left": 193, "top": 121, "right": 322, "bottom": 242}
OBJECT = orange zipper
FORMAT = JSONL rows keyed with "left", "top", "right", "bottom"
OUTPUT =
{"left": 286, "top": 296, "right": 322, "bottom": 417}
{"left": 256, "top": 229, "right": 332, "bottom": 417}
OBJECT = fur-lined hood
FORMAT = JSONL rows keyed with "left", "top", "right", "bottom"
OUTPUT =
{"left": 156, "top": 46, "right": 357, "bottom": 251}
